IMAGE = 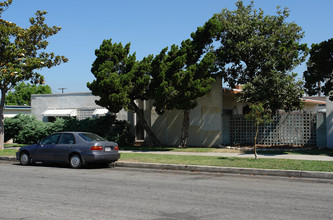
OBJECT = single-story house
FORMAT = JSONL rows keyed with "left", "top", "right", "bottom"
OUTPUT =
{"left": 30, "top": 81, "right": 326, "bottom": 147}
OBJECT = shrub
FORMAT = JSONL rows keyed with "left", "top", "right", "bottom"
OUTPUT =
{"left": 4, "top": 114, "right": 37, "bottom": 142}
{"left": 5, "top": 114, "right": 132, "bottom": 145}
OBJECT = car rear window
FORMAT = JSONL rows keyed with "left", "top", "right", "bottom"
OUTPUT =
{"left": 79, "top": 133, "right": 106, "bottom": 142}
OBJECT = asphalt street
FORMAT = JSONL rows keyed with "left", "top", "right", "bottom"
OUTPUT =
{"left": 0, "top": 161, "right": 332, "bottom": 220}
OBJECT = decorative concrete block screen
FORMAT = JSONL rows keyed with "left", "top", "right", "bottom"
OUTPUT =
{"left": 230, "top": 112, "right": 317, "bottom": 146}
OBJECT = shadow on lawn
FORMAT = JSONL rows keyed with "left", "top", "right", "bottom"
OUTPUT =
{"left": 244, "top": 148, "right": 333, "bottom": 157}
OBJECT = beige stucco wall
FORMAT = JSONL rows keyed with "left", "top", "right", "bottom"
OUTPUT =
{"left": 149, "top": 80, "right": 223, "bottom": 147}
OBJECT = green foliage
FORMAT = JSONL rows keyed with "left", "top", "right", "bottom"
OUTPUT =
{"left": 0, "top": 4, "right": 68, "bottom": 94}
{"left": 87, "top": 39, "right": 151, "bottom": 113}
{"left": 4, "top": 114, "right": 132, "bottom": 145}
{"left": 87, "top": 39, "right": 161, "bottom": 146}
{"left": 150, "top": 40, "right": 216, "bottom": 114}
{"left": 245, "top": 103, "right": 271, "bottom": 126}
{"left": 5, "top": 82, "right": 51, "bottom": 105}
{"left": 4, "top": 115, "right": 64, "bottom": 144}
{"left": 238, "top": 72, "right": 304, "bottom": 113}
{"left": 304, "top": 38, "right": 333, "bottom": 100}
{"left": 0, "top": 0, "right": 68, "bottom": 149}
{"left": 213, "top": 1, "right": 308, "bottom": 88}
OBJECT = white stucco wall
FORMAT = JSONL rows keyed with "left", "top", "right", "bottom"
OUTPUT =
{"left": 326, "top": 97, "right": 333, "bottom": 149}
{"left": 31, "top": 93, "right": 101, "bottom": 121}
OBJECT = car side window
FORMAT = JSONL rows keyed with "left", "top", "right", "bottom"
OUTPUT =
{"left": 41, "top": 134, "right": 61, "bottom": 145}
{"left": 59, "top": 134, "right": 75, "bottom": 145}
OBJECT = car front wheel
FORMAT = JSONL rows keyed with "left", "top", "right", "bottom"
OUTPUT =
{"left": 70, "top": 154, "right": 82, "bottom": 169}
{"left": 20, "top": 152, "right": 31, "bottom": 165}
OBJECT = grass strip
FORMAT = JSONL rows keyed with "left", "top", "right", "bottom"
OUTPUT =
{"left": 0, "top": 149, "right": 17, "bottom": 157}
{"left": 120, "top": 153, "right": 333, "bottom": 172}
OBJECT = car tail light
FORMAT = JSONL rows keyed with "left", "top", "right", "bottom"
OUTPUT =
{"left": 90, "top": 146, "right": 103, "bottom": 151}
{"left": 114, "top": 146, "right": 119, "bottom": 151}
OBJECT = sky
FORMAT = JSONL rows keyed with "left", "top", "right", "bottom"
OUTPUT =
{"left": 2, "top": 0, "right": 333, "bottom": 93}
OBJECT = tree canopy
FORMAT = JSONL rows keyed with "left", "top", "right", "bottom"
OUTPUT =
{"left": 0, "top": 0, "right": 68, "bottom": 150}
{"left": 5, "top": 82, "right": 51, "bottom": 106}
{"left": 87, "top": 39, "right": 161, "bottom": 146}
{"left": 304, "top": 38, "right": 333, "bottom": 101}
{"left": 150, "top": 37, "right": 216, "bottom": 146}
{"left": 213, "top": 1, "right": 308, "bottom": 89}
{"left": 209, "top": 1, "right": 307, "bottom": 114}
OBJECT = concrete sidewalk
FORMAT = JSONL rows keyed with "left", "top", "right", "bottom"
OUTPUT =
{"left": 120, "top": 150, "right": 333, "bottom": 161}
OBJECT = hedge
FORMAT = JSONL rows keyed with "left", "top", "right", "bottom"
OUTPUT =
{"left": 4, "top": 114, "right": 133, "bottom": 145}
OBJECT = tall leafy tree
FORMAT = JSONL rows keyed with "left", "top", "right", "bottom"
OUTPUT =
{"left": 6, "top": 82, "right": 51, "bottom": 105}
{"left": 0, "top": 0, "right": 68, "bottom": 150}
{"left": 207, "top": 0, "right": 307, "bottom": 114}
{"left": 204, "top": 1, "right": 307, "bottom": 152}
{"left": 304, "top": 38, "right": 333, "bottom": 100}
{"left": 87, "top": 39, "right": 162, "bottom": 146}
{"left": 150, "top": 38, "right": 217, "bottom": 147}
{"left": 213, "top": 1, "right": 308, "bottom": 89}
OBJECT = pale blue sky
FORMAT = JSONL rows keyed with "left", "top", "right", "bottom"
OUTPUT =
{"left": 2, "top": 0, "right": 333, "bottom": 93}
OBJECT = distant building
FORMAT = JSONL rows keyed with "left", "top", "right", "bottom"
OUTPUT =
{"left": 4, "top": 105, "right": 31, "bottom": 118}
{"left": 31, "top": 92, "right": 128, "bottom": 122}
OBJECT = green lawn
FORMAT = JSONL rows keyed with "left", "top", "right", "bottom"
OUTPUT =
{"left": 0, "top": 149, "right": 17, "bottom": 157}
{"left": 120, "top": 153, "right": 333, "bottom": 172}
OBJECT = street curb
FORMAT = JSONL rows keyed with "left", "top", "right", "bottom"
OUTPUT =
{"left": 0, "top": 156, "right": 16, "bottom": 161}
{"left": 1, "top": 156, "right": 332, "bottom": 179}
{"left": 115, "top": 162, "right": 333, "bottom": 180}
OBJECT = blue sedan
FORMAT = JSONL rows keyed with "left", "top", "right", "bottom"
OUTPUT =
{"left": 16, "top": 132, "right": 120, "bottom": 168}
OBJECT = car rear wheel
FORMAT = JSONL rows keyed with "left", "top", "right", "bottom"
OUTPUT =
{"left": 20, "top": 152, "right": 31, "bottom": 165}
{"left": 70, "top": 154, "right": 82, "bottom": 169}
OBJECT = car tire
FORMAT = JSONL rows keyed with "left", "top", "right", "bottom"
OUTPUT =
{"left": 30, "top": 158, "right": 36, "bottom": 165}
{"left": 70, "top": 154, "right": 82, "bottom": 169}
{"left": 20, "top": 152, "right": 31, "bottom": 165}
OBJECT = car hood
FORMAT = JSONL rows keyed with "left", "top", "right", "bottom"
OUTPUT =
{"left": 20, "top": 144, "right": 39, "bottom": 151}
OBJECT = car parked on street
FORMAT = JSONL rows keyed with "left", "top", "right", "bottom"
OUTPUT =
{"left": 16, "top": 132, "right": 120, "bottom": 168}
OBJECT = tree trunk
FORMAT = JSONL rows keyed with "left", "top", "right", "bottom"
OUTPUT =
{"left": 0, "top": 89, "right": 6, "bottom": 151}
{"left": 130, "top": 100, "right": 162, "bottom": 146}
{"left": 254, "top": 124, "right": 259, "bottom": 160}
{"left": 179, "top": 109, "right": 190, "bottom": 148}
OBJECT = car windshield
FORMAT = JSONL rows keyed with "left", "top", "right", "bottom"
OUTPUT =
{"left": 79, "top": 133, "right": 106, "bottom": 142}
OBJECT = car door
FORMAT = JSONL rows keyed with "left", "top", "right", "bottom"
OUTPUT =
{"left": 33, "top": 134, "right": 61, "bottom": 161}
{"left": 53, "top": 133, "right": 76, "bottom": 162}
